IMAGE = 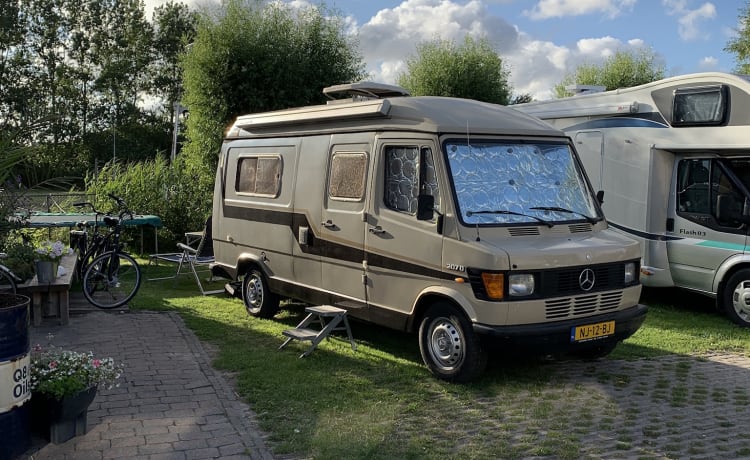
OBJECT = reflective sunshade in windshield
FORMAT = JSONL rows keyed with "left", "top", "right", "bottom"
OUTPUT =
{"left": 445, "top": 140, "right": 600, "bottom": 225}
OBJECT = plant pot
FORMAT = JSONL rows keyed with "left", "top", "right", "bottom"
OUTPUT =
{"left": 29, "top": 386, "right": 97, "bottom": 444}
{"left": 35, "top": 260, "right": 58, "bottom": 283}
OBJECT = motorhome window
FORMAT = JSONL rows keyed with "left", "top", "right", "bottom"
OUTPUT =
{"left": 385, "top": 146, "right": 420, "bottom": 214}
{"left": 445, "top": 140, "right": 599, "bottom": 225}
{"left": 329, "top": 152, "right": 366, "bottom": 200}
{"left": 677, "top": 159, "right": 744, "bottom": 228}
{"left": 672, "top": 85, "right": 727, "bottom": 126}
{"left": 235, "top": 156, "right": 282, "bottom": 197}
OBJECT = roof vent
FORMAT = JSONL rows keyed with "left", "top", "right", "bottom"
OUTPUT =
{"left": 323, "top": 82, "right": 410, "bottom": 104}
{"left": 565, "top": 84, "right": 606, "bottom": 96}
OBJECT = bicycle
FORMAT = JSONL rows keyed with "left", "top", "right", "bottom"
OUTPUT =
{"left": 80, "top": 193, "right": 142, "bottom": 309}
{"left": 0, "top": 253, "right": 22, "bottom": 294}
{"left": 70, "top": 199, "right": 118, "bottom": 280}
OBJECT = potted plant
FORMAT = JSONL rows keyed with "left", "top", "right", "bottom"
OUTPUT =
{"left": 29, "top": 345, "right": 123, "bottom": 443}
{"left": 33, "top": 240, "right": 73, "bottom": 283}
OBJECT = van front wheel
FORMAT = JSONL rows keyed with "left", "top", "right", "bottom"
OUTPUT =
{"left": 722, "top": 269, "right": 750, "bottom": 327}
{"left": 419, "top": 303, "right": 487, "bottom": 383}
{"left": 242, "top": 269, "right": 279, "bottom": 319}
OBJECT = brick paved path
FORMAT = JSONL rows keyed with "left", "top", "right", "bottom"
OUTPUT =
{"left": 24, "top": 311, "right": 275, "bottom": 460}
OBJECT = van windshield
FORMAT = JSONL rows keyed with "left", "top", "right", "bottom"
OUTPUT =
{"left": 445, "top": 140, "right": 600, "bottom": 226}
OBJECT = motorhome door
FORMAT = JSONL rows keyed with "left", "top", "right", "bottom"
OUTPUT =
{"left": 364, "top": 140, "right": 444, "bottom": 325}
{"left": 668, "top": 157, "right": 749, "bottom": 292}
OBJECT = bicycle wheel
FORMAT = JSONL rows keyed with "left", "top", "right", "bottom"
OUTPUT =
{"left": 0, "top": 268, "right": 17, "bottom": 294}
{"left": 82, "top": 252, "right": 141, "bottom": 309}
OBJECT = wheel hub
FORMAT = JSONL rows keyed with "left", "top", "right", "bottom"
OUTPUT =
{"left": 429, "top": 319, "right": 464, "bottom": 370}
{"left": 732, "top": 281, "right": 750, "bottom": 320}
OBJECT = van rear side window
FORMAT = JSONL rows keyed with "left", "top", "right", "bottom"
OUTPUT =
{"left": 329, "top": 152, "right": 367, "bottom": 200}
{"left": 236, "top": 156, "right": 282, "bottom": 197}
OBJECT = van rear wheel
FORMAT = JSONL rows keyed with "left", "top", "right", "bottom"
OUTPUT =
{"left": 242, "top": 269, "right": 279, "bottom": 319}
{"left": 722, "top": 269, "right": 750, "bottom": 327}
{"left": 418, "top": 303, "right": 487, "bottom": 383}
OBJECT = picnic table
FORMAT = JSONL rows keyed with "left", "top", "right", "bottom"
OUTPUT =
{"left": 18, "top": 253, "right": 78, "bottom": 326}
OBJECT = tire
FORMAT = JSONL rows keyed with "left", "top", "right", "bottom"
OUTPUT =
{"left": 0, "top": 268, "right": 17, "bottom": 294}
{"left": 82, "top": 252, "right": 141, "bottom": 309}
{"left": 721, "top": 269, "right": 750, "bottom": 327}
{"left": 418, "top": 302, "right": 487, "bottom": 383}
{"left": 242, "top": 269, "right": 279, "bottom": 318}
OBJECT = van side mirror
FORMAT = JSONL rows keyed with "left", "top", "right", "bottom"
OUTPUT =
{"left": 417, "top": 194, "right": 435, "bottom": 221}
{"left": 596, "top": 190, "right": 604, "bottom": 205}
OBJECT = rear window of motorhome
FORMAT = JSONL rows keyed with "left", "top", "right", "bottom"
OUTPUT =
{"left": 328, "top": 152, "right": 367, "bottom": 200}
{"left": 446, "top": 141, "right": 598, "bottom": 225}
{"left": 236, "top": 156, "right": 282, "bottom": 197}
{"left": 672, "top": 85, "right": 727, "bottom": 126}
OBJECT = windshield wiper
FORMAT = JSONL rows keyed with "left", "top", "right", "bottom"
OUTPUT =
{"left": 466, "top": 210, "right": 553, "bottom": 228}
{"left": 529, "top": 206, "right": 598, "bottom": 224}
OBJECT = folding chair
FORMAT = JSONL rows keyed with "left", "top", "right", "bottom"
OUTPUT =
{"left": 149, "top": 216, "right": 224, "bottom": 295}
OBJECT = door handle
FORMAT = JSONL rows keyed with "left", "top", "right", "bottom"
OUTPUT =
{"left": 321, "top": 220, "right": 336, "bottom": 228}
{"left": 368, "top": 225, "right": 385, "bottom": 235}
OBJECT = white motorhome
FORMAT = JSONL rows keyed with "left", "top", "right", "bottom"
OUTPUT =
{"left": 211, "top": 82, "right": 646, "bottom": 382}
{"left": 514, "top": 72, "right": 750, "bottom": 327}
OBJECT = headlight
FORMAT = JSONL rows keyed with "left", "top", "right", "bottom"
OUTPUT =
{"left": 624, "top": 262, "right": 636, "bottom": 284}
{"left": 509, "top": 274, "right": 535, "bottom": 296}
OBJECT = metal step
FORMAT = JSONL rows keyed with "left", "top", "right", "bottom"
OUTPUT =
{"left": 282, "top": 328, "right": 318, "bottom": 341}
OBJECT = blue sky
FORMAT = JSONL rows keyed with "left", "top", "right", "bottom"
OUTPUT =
{"left": 146, "top": 0, "right": 746, "bottom": 100}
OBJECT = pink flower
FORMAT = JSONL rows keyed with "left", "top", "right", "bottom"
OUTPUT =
{"left": 92, "top": 359, "right": 101, "bottom": 368}
{"left": 49, "top": 361, "right": 58, "bottom": 369}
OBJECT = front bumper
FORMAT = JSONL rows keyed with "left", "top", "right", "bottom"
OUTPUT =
{"left": 473, "top": 303, "right": 648, "bottom": 354}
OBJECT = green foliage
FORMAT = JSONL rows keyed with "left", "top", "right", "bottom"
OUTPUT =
{"left": 85, "top": 155, "right": 212, "bottom": 251}
{"left": 397, "top": 36, "right": 511, "bottom": 104}
{"left": 30, "top": 346, "right": 123, "bottom": 399}
{"left": 180, "top": 0, "right": 365, "bottom": 171}
{"left": 553, "top": 49, "right": 665, "bottom": 98}
{"left": 725, "top": 3, "right": 750, "bottom": 74}
{"left": 1, "top": 235, "right": 36, "bottom": 282}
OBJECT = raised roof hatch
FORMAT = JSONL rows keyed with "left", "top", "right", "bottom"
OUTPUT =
{"left": 323, "top": 81, "right": 410, "bottom": 103}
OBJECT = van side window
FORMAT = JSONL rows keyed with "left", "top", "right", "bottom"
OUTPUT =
{"left": 329, "top": 152, "right": 367, "bottom": 200}
{"left": 384, "top": 146, "right": 439, "bottom": 216}
{"left": 236, "top": 156, "right": 282, "bottom": 197}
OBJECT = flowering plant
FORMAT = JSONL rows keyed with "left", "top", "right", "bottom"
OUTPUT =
{"left": 34, "top": 240, "right": 73, "bottom": 262}
{"left": 30, "top": 345, "right": 124, "bottom": 399}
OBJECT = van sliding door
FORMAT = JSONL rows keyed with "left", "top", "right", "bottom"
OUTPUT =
{"left": 319, "top": 139, "right": 371, "bottom": 310}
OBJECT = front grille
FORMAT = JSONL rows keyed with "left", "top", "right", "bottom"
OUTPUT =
{"left": 545, "top": 292, "right": 623, "bottom": 319}
{"left": 541, "top": 263, "right": 623, "bottom": 296}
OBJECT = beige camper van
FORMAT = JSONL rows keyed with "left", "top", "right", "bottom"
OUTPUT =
{"left": 211, "top": 82, "right": 646, "bottom": 382}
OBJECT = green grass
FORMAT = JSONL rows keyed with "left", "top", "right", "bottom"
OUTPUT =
{"left": 129, "top": 264, "right": 750, "bottom": 459}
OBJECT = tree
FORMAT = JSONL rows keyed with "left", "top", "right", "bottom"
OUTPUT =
{"left": 553, "top": 49, "right": 665, "bottom": 98}
{"left": 180, "top": 0, "right": 365, "bottom": 171}
{"left": 397, "top": 36, "right": 511, "bottom": 104}
{"left": 151, "top": 2, "right": 198, "bottom": 119}
{"left": 725, "top": 2, "right": 750, "bottom": 75}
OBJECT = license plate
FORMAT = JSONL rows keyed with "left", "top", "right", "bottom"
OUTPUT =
{"left": 571, "top": 321, "right": 615, "bottom": 342}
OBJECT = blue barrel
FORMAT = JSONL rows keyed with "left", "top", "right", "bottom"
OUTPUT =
{"left": 0, "top": 294, "right": 32, "bottom": 460}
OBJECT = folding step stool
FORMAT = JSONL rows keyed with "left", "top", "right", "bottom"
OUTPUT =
{"left": 280, "top": 305, "right": 357, "bottom": 357}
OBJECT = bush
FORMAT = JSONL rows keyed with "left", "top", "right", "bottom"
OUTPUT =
{"left": 85, "top": 155, "right": 213, "bottom": 253}
{"left": 1, "top": 234, "right": 36, "bottom": 282}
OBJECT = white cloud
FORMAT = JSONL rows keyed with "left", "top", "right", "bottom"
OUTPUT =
{"left": 357, "top": 0, "right": 656, "bottom": 100}
{"left": 524, "top": 0, "right": 636, "bottom": 20}
{"left": 698, "top": 56, "right": 719, "bottom": 70}
{"left": 662, "top": 0, "right": 717, "bottom": 41}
